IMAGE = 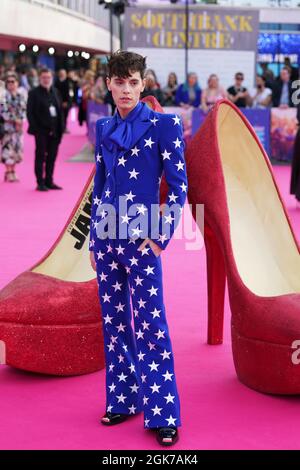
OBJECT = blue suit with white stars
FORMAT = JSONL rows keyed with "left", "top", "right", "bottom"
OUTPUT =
{"left": 89, "top": 100, "right": 188, "bottom": 429}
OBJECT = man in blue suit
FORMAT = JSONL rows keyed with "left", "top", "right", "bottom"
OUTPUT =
{"left": 89, "top": 51, "right": 188, "bottom": 446}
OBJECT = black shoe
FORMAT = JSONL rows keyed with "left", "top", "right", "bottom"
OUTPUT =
{"left": 45, "top": 183, "right": 63, "bottom": 190}
{"left": 100, "top": 412, "right": 128, "bottom": 426}
{"left": 36, "top": 184, "right": 49, "bottom": 192}
{"left": 156, "top": 427, "right": 179, "bottom": 446}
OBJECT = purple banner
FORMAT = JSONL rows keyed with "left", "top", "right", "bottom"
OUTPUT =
{"left": 87, "top": 101, "right": 110, "bottom": 146}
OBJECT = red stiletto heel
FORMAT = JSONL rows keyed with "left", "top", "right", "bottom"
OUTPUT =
{"left": 204, "top": 219, "right": 226, "bottom": 345}
{"left": 187, "top": 99, "right": 300, "bottom": 394}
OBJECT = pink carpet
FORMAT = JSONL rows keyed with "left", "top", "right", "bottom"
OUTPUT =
{"left": 1, "top": 119, "right": 300, "bottom": 450}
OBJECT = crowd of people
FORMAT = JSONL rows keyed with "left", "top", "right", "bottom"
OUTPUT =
{"left": 0, "top": 58, "right": 299, "bottom": 188}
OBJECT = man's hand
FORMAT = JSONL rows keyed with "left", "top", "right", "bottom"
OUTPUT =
{"left": 137, "top": 238, "right": 162, "bottom": 257}
{"left": 90, "top": 250, "right": 96, "bottom": 271}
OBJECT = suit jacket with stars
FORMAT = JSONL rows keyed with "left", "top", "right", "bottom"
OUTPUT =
{"left": 89, "top": 101, "right": 188, "bottom": 251}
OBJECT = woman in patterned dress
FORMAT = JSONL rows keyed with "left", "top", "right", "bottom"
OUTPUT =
{"left": 0, "top": 73, "right": 27, "bottom": 182}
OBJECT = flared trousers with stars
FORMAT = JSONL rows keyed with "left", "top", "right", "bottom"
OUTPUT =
{"left": 94, "top": 235, "right": 182, "bottom": 429}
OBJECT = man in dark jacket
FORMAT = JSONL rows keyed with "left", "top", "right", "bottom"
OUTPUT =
{"left": 272, "top": 67, "right": 295, "bottom": 108}
{"left": 27, "top": 68, "right": 64, "bottom": 191}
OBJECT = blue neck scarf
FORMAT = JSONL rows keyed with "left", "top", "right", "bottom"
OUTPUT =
{"left": 108, "top": 101, "right": 143, "bottom": 150}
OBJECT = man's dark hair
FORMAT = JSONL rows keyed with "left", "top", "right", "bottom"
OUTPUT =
{"left": 39, "top": 67, "right": 52, "bottom": 76}
{"left": 107, "top": 50, "right": 147, "bottom": 79}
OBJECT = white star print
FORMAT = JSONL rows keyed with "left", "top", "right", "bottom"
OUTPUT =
{"left": 168, "top": 192, "right": 178, "bottom": 203}
{"left": 130, "top": 383, "right": 139, "bottom": 393}
{"left": 175, "top": 160, "right": 185, "bottom": 171}
{"left": 116, "top": 323, "right": 126, "bottom": 333}
{"left": 172, "top": 115, "right": 181, "bottom": 125}
{"left": 151, "top": 405, "right": 163, "bottom": 416}
{"left": 133, "top": 308, "right": 139, "bottom": 317}
{"left": 121, "top": 213, "right": 131, "bottom": 224}
{"left": 107, "top": 343, "right": 115, "bottom": 352}
{"left": 148, "top": 285, "right": 158, "bottom": 297}
{"left": 125, "top": 191, "right": 136, "bottom": 202}
{"left": 110, "top": 335, "right": 118, "bottom": 344}
{"left": 160, "top": 349, "right": 171, "bottom": 360}
{"left": 115, "top": 302, "right": 125, "bottom": 313}
{"left": 158, "top": 234, "right": 168, "bottom": 245}
{"left": 118, "top": 156, "right": 127, "bottom": 166}
{"left": 144, "top": 137, "right": 155, "bottom": 148}
{"left": 162, "top": 370, "right": 174, "bottom": 381}
{"left": 144, "top": 265, "right": 155, "bottom": 276}
{"left": 138, "top": 298, "right": 147, "bottom": 309}
{"left": 143, "top": 395, "right": 149, "bottom": 405}
{"left": 97, "top": 250, "right": 105, "bottom": 264}
{"left": 108, "top": 260, "right": 118, "bottom": 271}
{"left": 164, "top": 393, "right": 175, "bottom": 404}
{"left": 112, "top": 281, "right": 122, "bottom": 292}
{"left": 148, "top": 361, "right": 159, "bottom": 372}
{"left": 93, "top": 195, "right": 101, "bottom": 205}
{"left": 180, "top": 182, "right": 187, "bottom": 193}
{"left": 102, "top": 293, "right": 111, "bottom": 303}
{"left": 173, "top": 137, "right": 182, "bottom": 148}
{"left": 164, "top": 214, "right": 175, "bottom": 225}
{"left": 117, "top": 372, "right": 128, "bottom": 382}
{"left": 141, "top": 320, "right": 150, "bottom": 330}
{"left": 141, "top": 373, "right": 147, "bottom": 383}
{"left": 107, "top": 404, "right": 113, "bottom": 412}
{"left": 161, "top": 149, "right": 171, "bottom": 160}
{"left": 134, "top": 275, "right": 144, "bottom": 286}
{"left": 150, "top": 117, "right": 159, "bottom": 125}
{"left": 103, "top": 314, "right": 113, "bottom": 324}
{"left": 106, "top": 243, "right": 113, "bottom": 253}
{"left": 129, "top": 168, "right": 139, "bottom": 179}
{"left": 155, "top": 329, "right": 165, "bottom": 340}
{"left": 151, "top": 308, "right": 161, "bottom": 319}
{"left": 148, "top": 341, "right": 156, "bottom": 351}
{"left": 131, "top": 227, "right": 143, "bottom": 237}
{"left": 99, "top": 271, "right": 107, "bottom": 282}
{"left": 166, "top": 415, "right": 177, "bottom": 426}
{"left": 136, "top": 329, "right": 145, "bottom": 340}
{"left": 108, "top": 363, "right": 115, "bottom": 372}
{"left": 117, "top": 354, "right": 125, "bottom": 363}
{"left": 116, "top": 393, "right": 127, "bottom": 403}
{"left": 150, "top": 382, "right": 161, "bottom": 393}
{"left": 128, "top": 404, "right": 137, "bottom": 414}
{"left": 137, "top": 204, "right": 147, "bottom": 215}
{"left": 115, "top": 245, "right": 125, "bottom": 255}
{"left": 144, "top": 418, "right": 150, "bottom": 427}
{"left": 108, "top": 383, "right": 116, "bottom": 393}
{"left": 141, "top": 246, "right": 150, "bottom": 256}
{"left": 105, "top": 188, "right": 111, "bottom": 198}
{"left": 129, "top": 256, "right": 138, "bottom": 266}
{"left": 131, "top": 146, "right": 140, "bottom": 156}
{"left": 96, "top": 153, "right": 102, "bottom": 162}
{"left": 138, "top": 351, "right": 145, "bottom": 361}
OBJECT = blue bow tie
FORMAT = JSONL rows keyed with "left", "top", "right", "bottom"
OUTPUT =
{"left": 106, "top": 101, "right": 143, "bottom": 151}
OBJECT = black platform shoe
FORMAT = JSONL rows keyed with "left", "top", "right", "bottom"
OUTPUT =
{"left": 156, "top": 427, "right": 179, "bottom": 446}
{"left": 100, "top": 412, "right": 128, "bottom": 426}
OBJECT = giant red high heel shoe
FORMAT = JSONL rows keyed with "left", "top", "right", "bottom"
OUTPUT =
{"left": 187, "top": 99, "right": 300, "bottom": 394}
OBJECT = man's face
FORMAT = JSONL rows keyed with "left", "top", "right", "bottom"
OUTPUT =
{"left": 106, "top": 70, "right": 145, "bottom": 113}
{"left": 280, "top": 68, "right": 290, "bottom": 83}
{"left": 40, "top": 72, "right": 53, "bottom": 89}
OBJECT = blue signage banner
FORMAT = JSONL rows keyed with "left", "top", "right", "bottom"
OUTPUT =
{"left": 192, "top": 107, "right": 271, "bottom": 156}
